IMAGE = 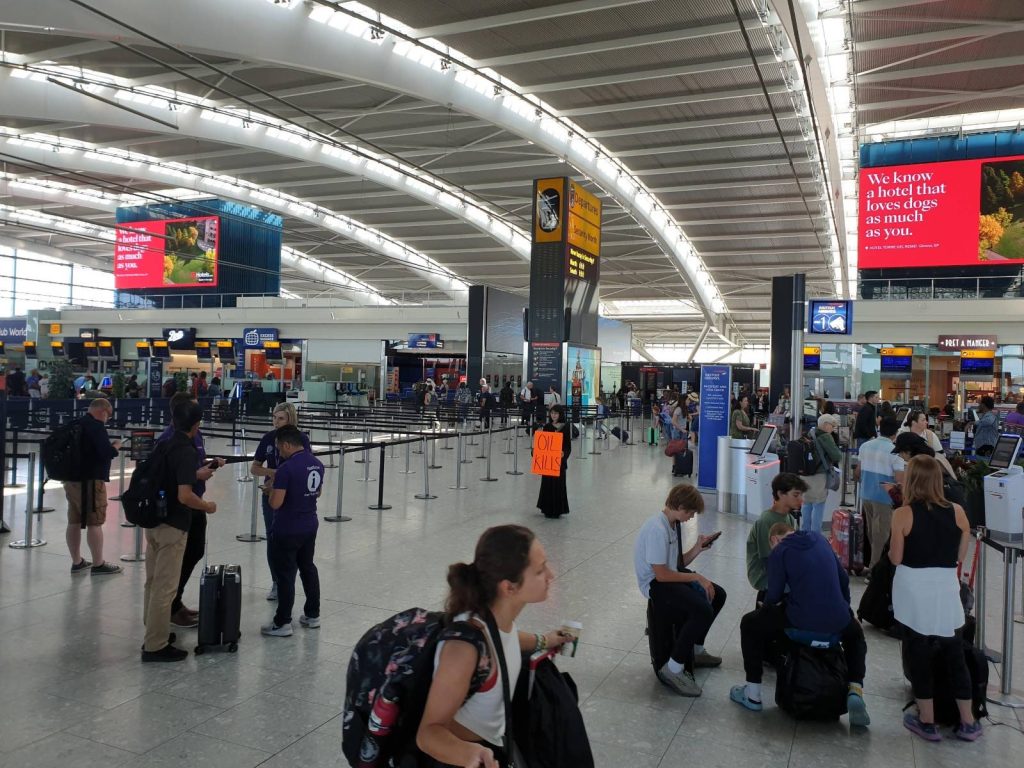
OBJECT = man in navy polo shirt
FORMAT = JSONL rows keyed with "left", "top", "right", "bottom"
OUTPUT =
{"left": 261, "top": 425, "right": 324, "bottom": 637}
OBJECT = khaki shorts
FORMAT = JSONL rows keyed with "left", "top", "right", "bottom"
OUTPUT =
{"left": 64, "top": 481, "right": 108, "bottom": 526}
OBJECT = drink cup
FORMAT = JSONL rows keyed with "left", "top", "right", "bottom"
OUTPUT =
{"left": 559, "top": 620, "right": 583, "bottom": 657}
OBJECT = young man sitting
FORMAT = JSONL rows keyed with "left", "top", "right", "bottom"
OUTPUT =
{"left": 746, "top": 473, "right": 807, "bottom": 595}
{"left": 731, "top": 523, "right": 870, "bottom": 728}
{"left": 261, "top": 426, "right": 325, "bottom": 637}
{"left": 634, "top": 484, "right": 727, "bottom": 697}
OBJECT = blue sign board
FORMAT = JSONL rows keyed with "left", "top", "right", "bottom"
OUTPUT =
{"left": 697, "top": 364, "right": 732, "bottom": 491}
{"left": 0, "top": 318, "right": 28, "bottom": 340}
{"left": 409, "top": 333, "right": 443, "bottom": 349}
{"left": 242, "top": 327, "right": 278, "bottom": 349}
{"left": 148, "top": 358, "right": 164, "bottom": 398}
{"left": 808, "top": 300, "right": 852, "bottom": 335}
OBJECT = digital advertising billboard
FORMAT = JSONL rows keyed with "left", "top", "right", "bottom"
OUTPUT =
{"left": 859, "top": 153, "right": 1024, "bottom": 269}
{"left": 114, "top": 216, "right": 219, "bottom": 289}
{"left": 565, "top": 344, "right": 600, "bottom": 406}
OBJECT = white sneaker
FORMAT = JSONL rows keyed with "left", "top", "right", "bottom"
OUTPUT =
{"left": 266, "top": 584, "right": 278, "bottom": 601}
{"left": 299, "top": 615, "right": 321, "bottom": 629}
{"left": 260, "top": 621, "right": 293, "bottom": 637}
{"left": 657, "top": 663, "right": 702, "bottom": 697}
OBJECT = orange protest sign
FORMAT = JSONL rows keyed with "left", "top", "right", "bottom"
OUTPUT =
{"left": 532, "top": 430, "right": 564, "bottom": 477}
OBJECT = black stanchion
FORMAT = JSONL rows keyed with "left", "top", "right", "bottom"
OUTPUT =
{"left": 480, "top": 424, "right": 498, "bottom": 482}
{"left": 34, "top": 450, "right": 54, "bottom": 513}
{"left": 507, "top": 424, "right": 523, "bottom": 476}
{"left": 8, "top": 430, "right": 24, "bottom": 489}
{"left": 368, "top": 443, "right": 391, "bottom": 511}
{"left": 9, "top": 454, "right": 44, "bottom": 549}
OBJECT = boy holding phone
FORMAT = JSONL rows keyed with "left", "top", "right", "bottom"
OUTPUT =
{"left": 634, "top": 484, "right": 728, "bottom": 697}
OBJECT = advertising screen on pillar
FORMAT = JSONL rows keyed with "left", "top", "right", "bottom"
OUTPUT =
{"left": 114, "top": 216, "right": 219, "bottom": 289}
{"left": 859, "top": 153, "right": 1024, "bottom": 268}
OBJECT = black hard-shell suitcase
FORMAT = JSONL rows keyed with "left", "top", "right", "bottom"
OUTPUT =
{"left": 195, "top": 564, "right": 242, "bottom": 654}
{"left": 610, "top": 427, "right": 629, "bottom": 443}
{"left": 672, "top": 450, "right": 694, "bottom": 477}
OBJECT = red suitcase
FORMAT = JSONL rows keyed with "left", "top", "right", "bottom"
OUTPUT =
{"left": 830, "top": 509, "right": 864, "bottom": 574}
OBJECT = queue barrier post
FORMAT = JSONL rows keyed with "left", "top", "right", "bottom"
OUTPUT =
{"left": 429, "top": 426, "right": 442, "bottom": 469}
{"left": 450, "top": 433, "right": 468, "bottom": 490}
{"left": 236, "top": 475, "right": 266, "bottom": 542}
{"left": 120, "top": 517, "right": 146, "bottom": 562}
{"left": 112, "top": 438, "right": 127, "bottom": 504}
{"left": 324, "top": 448, "right": 351, "bottom": 522}
{"left": 324, "top": 428, "right": 338, "bottom": 468}
{"left": 986, "top": 540, "right": 1024, "bottom": 708}
{"left": 507, "top": 424, "right": 523, "bottom": 476}
{"left": 34, "top": 444, "right": 54, "bottom": 513}
{"left": 976, "top": 527, "right": 999, "bottom": 661}
{"left": 9, "top": 453, "right": 45, "bottom": 549}
{"left": 237, "top": 429, "right": 250, "bottom": 483}
{"left": 399, "top": 440, "right": 415, "bottom": 475}
{"left": 589, "top": 417, "right": 602, "bottom": 455}
{"left": 358, "top": 439, "right": 375, "bottom": 483}
{"left": 8, "top": 431, "right": 24, "bottom": 489}
{"left": 481, "top": 423, "right": 497, "bottom": 482}
{"left": 368, "top": 443, "right": 391, "bottom": 511}
{"left": 415, "top": 436, "right": 437, "bottom": 500}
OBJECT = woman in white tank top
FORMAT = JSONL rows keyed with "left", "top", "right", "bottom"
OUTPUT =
{"left": 417, "top": 525, "right": 569, "bottom": 768}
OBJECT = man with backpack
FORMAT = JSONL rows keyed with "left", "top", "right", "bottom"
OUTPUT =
{"left": 730, "top": 523, "right": 870, "bottom": 728}
{"left": 61, "top": 399, "right": 123, "bottom": 575}
{"left": 141, "top": 399, "right": 217, "bottom": 662}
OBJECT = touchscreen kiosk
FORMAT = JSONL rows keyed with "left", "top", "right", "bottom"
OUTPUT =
{"left": 747, "top": 425, "right": 776, "bottom": 462}
{"left": 988, "top": 434, "right": 1023, "bottom": 471}
{"left": 895, "top": 406, "right": 911, "bottom": 428}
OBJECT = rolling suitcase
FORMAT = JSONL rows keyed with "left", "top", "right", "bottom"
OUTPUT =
{"left": 829, "top": 509, "right": 864, "bottom": 574}
{"left": 195, "top": 564, "right": 242, "bottom": 654}
{"left": 610, "top": 426, "right": 629, "bottom": 443}
{"left": 647, "top": 427, "right": 658, "bottom": 445}
{"left": 672, "top": 450, "right": 694, "bottom": 478}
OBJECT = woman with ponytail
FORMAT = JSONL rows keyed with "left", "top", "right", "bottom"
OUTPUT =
{"left": 417, "top": 525, "right": 567, "bottom": 768}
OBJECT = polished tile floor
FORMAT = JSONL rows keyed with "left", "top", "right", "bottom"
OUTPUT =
{"left": 1, "top": 428, "right": 1023, "bottom": 767}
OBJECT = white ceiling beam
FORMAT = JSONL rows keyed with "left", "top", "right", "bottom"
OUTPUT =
{"left": 0, "top": 233, "right": 110, "bottom": 271}
{"left": 474, "top": 20, "right": 750, "bottom": 67}
{"left": 558, "top": 84, "right": 792, "bottom": 116}
{"left": 410, "top": 0, "right": 657, "bottom": 38}
{"left": 842, "top": 0, "right": 946, "bottom": 14}
{"left": 856, "top": 23, "right": 1024, "bottom": 52}
{"left": 525, "top": 55, "right": 782, "bottom": 94}
{"left": 7, "top": 40, "right": 111, "bottom": 65}
{"left": 858, "top": 55, "right": 1024, "bottom": 84}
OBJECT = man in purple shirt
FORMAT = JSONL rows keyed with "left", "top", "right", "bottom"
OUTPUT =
{"left": 1006, "top": 403, "right": 1024, "bottom": 427}
{"left": 262, "top": 426, "right": 324, "bottom": 637}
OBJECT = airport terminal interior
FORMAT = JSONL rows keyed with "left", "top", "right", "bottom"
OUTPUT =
{"left": 2, "top": 1, "right": 1024, "bottom": 767}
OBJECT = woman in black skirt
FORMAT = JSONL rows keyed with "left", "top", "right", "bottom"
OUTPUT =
{"left": 537, "top": 404, "right": 571, "bottom": 519}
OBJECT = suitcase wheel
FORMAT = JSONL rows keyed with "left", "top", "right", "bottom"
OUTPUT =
{"left": 227, "top": 642, "right": 238, "bottom": 653}
{"left": 194, "top": 645, "right": 205, "bottom": 655}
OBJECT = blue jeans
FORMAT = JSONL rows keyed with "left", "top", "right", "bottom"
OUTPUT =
{"left": 262, "top": 496, "right": 276, "bottom": 585}
{"left": 269, "top": 530, "right": 320, "bottom": 626}
{"left": 801, "top": 501, "right": 826, "bottom": 533}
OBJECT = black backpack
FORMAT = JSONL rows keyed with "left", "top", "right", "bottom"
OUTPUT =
{"left": 42, "top": 419, "right": 85, "bottom": 481}
{"left": 776, "top": 644, "right": 849, "bottom": 720}
{"left": 342, "top": 608, "right": 489, "bottom": 768}
{"left": 786, "top": 435, "right": 820, "bottom": 476}
{"left": 121, "top": 441, "right": 172, "bottom": 528}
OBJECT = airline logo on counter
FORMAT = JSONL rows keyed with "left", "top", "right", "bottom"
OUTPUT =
{"left": 534, "top": 178, "right": 565, "bottom": 242}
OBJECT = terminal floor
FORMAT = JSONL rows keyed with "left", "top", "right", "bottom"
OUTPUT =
{"left": 1, "top": 432, "right": 1023, "bottom": 768}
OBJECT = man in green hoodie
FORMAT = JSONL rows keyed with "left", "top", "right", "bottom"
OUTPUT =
{"left": 746, "top": 473, "right": 807, "bottom": 593}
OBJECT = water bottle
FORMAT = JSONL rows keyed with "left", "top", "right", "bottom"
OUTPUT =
{"left": 156, "top": 489, "right": 168, "bottom": 520}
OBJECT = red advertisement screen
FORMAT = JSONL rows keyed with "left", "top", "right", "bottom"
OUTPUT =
{"left": 859, "top": 153, "right": 1024, "bottom": 268}
{"left": 114, "top": 216, "right": 219, "bottom": 289}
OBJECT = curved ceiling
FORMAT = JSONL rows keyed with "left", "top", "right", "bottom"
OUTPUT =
{"left": 0, "top": 0, "right": 851, "bottom": 346}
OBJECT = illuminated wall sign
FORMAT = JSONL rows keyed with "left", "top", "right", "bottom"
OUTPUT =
{"left": 566, "top": 179, "right": 602, "bottom": 257}
{"left": 533, "top": 178, "right": 565, "bottom": 244}
{"left": 960, "top": 348, "right": 995, "bottom": 376}
{"left": 162, "top": 327, "right": 197, "bottom": 349}
{"left": 937, "top": 334, "right": 997, "bottom": 351}
{"left": 808, "top": 300, "right": 852, "bottom": 335}
{"left": 243, "top": 327, "right": 278, "bottom": 349}
{"left": 880, "top": 347, "right": 913, "bottom": 374}
{"left": 136, "top": 341, "right": 151, "bottom": 359}
{"left": 803, "top": 345, "right": 821, "bottom": 371}
{"left": 48, "top": 323, "right": 62, "bottom": 335}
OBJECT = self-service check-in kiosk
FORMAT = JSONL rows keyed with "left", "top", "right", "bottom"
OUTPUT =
{"left": 745, "top": 425, "right": 780, "bottom": 518}
{"left": 984, "top": 434, "right": 1024, "bottom": 543}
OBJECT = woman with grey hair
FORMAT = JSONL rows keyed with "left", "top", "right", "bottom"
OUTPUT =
{"left": 251, "top": 402, "right": 310, "bottom": 601}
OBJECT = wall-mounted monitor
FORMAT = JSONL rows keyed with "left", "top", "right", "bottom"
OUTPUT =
{"left": 151, "top": 340, "right": 172, "bottom": 359}
{"left": 859, "top": 152, "right": 1024, "bottom": 269}
{"left": 263, "top": 340, "right": 283, "bottom": 361}
{"left": 83, "top": 341, "right": 98, "bottom": 358}
{"left": 98, "top": 340, "right": 116, "bottom": 359}
{"left": 195, "top": 341, "right": 212, "bottom": 361}
{"left": 808, "top": 300, "right": 852, "bottom": 335}
{"left": 215, "top": 340, "right": 235, "bottom": 359}
{"left": 960, "top": 350, "right": 995, "bottom": 377}
{"left": 23, "top": 340, "right": 36, "bottom": 357}
{"left": 114, "top": 216, "right": 218, "bottom": 289}
{"left": 880, "top": 347, "right": 913, "bottom": 374}
{"left": 135, "top": 341, "right": 151, "bottom": 359}
{"left": 803, "top": 346, "right": 821, "bottom": 371}
{"left": 50, "top": 341, "right": 65, "bottom": 357}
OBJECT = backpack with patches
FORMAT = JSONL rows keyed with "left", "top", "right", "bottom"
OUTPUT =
{"left": 342, "top": 608, "right": 491, "bottom": 768}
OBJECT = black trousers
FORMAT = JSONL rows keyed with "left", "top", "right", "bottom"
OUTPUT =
{"left": 648, "top": 579, "right": 727, "bottom": 671}
{"left": 426, "top": 741, "right": 507, "bottom": 768}
{"left": 269, "top": 530, "right": 320, "bottom": 626}
{"left": 901, "top": 626, "right": 971, "bottom": 700}
{"left": 740, "top": 603, "right": 867, "bottom": 685}
{"left": 171, "top": 511, "right": 206, "bottom": 615}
